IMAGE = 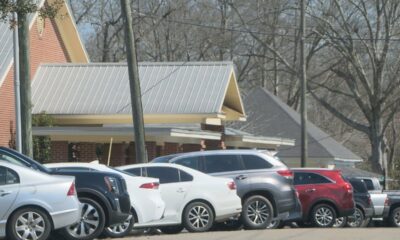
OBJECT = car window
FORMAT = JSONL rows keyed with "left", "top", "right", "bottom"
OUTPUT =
{"left": 204, "top": 155, "right": 243, "bottom": 173}
{"left": 0, "top": 153, "right": 26, "bottom": 167}
{"left": 125, "top": 168, "right": 142, "bottom": 176}
{"left": 175, "top": 156, "right": 201, "bottom": 171}
{"left": 350, "top": 179, "right": 368, "bottom": 193}
{"left": 0, "top": 167, "right": 19, "bottom": 185}
{"left": 294, "top": 172, "right": 332, "bottom": 185}
{"left": 179, "top": 170, "right": 193, "bottom": 182}
{"left": 241, "top": 155, "right": 272, "bottom": 170}
{"left": 146, "top": 167, "right": 180, "bottom": 184}
{"left": 363, "top": 179, "right": 375, "bottom": 191}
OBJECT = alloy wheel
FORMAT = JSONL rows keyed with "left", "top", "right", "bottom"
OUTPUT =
{"left": 347, "top": 208, "right": 363, "bottom": 227}
{"left": 67, "top": 202, "right": 100, "bottom": 238}
{"left": 314, "top": 207, "right": 334, "bottom": 227}
{"left": 333, "top": 217, "right": 345, "bottom": 228}
{"left": 106, "top": 218, "right": 131, "bottom": 234}
{"left": 247, "top": 200, "right": 270, "bottom": 225}
{"left": 15, "top": 211, "right": 46, "bottom": 240}
{"left": 393, "top": 210, "right": 400, "bottom": 226}
{"left": 188, "top": 205, "right": 210, "bottom": 229}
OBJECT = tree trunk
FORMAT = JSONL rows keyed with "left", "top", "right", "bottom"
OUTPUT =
{"left": 370, "top": 131, "right": 384, "bottom": 174}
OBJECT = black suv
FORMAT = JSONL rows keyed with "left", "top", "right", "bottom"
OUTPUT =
{"left": 334, "top": 178, "right": 374, "bottom": 228}
{"left": 152, "top": 149, "right": 300, "bottom": 229}
{"left": 0, "top": 147, "right": 131, "bottom": 240}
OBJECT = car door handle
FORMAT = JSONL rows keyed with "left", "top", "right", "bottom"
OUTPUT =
{"left": 177, "top": 188, "right": 186, "bottom": 193}
{"left": 236, "top": 175, "right": 247, "bottom": 180}
{"left": 305, "top": 188, "right": 316, "bottom": 193}
{"left": 0, "top": 190, "right": 12, "bottom": 197}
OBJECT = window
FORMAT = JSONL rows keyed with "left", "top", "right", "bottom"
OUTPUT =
{"left": 0, "top": 167, "right": 19, "bottom": 185}
{"left": 204, "top": 155, "right": 243, "bottom": 173}
{"left": 294, "top": 172, "right": 332, "bottom": 185}
{"left": 146, "top": 167, "right": 180, "bottom": 184}
{"left": 363, "top": 179, "right": 375, "bottom": 191}
{"left": 175, "top": 156, "right": 201, "bottom": 171}
{"left": 179, "top": 170, "right": 193, "bottom": 182}
{"left": 0, "top": 153, "right": 26, "bottom": 167}
{"left": 242, "top": 155, "right": 272, "bottom": 170}
{"left": 125, "top": 168, "right": 142, "bottom": 176}
{"left": 350, "top": 179, "right": 368, "bottom": 193}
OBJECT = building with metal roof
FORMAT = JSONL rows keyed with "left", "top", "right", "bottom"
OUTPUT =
{"left": 229, "top": 87, "right": 362, "bottom": 168}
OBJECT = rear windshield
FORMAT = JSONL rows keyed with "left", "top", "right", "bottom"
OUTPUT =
{"left": 349, "top": 178, "right": 368, "bottom": 193}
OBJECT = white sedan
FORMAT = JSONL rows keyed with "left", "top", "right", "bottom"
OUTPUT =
{"left": 45, "top": 162, "right": 165, "bottom": 238}
{"left": 0, "top": 162, "right": 81, "bottom": 240}
{"left": 117, "top": 163, "right": 242, "bottom": 233}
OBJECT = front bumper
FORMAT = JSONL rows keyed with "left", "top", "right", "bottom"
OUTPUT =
{"left": 282, "top": 198, "right": 302, "bottom": 222}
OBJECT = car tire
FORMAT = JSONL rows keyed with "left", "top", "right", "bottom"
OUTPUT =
{"left": 159, "top": 226, "right": 184, "bottom": 234}
{"left": 333, "top": 217, "right": 347, "bottom": 228}
{"left": 242, "top": 195, "right": 274, "bottom": 229}
{"left": 389, "top": 207, "right": 400, "bottom": 227}
{"left": 346, "top": 207, "right": 364, "bottom": 228}
{"left": 60, "top": 197, "right": 106, "bottom": 240}
{"left": 311, "top": 204, "right": 336, "bottom": 228}
{"left": 182, "top": 201, "right": 214, "bottom": 232}
{"left": 267, "top": 220, "right": 285, "bottom": 229}
{"left": 7, "top": 207, "right": 52, "bottom": 240}
{"left": 103, "top": 214, "right": 134, "bottom": 238}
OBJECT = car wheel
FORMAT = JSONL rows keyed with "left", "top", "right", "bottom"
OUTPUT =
{"left": 103, "top": 215, "right": 134, "bottom": 238}
{"left": 311, "top": 204, "right": 336, "bottom": 228}
{"left": 242, "top": 195, "right": 273, "bottom": 229}
{"left": 267, "top": 220, "right": 285, "bottom": 229}
{"left": 346, "top": 207, "right": 364, "bottom": 228}
{"left": 182, "top": 202, "right": 214, "bottom": 232}
{"left": 7, "top": 207, "right": 52, "bottom": 240}
{"left": 60, "top": 197, "right": 106, "bottom": 240}
{"left": 333, "top": 217, "right": 347, "bottom": 228}
{"left": 159, "top": 226, "right": 184, "bottom": 234}
{"left": 389, "top": 207, "right": 400, "bottom": 227}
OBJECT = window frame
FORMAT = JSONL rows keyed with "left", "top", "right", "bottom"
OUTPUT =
{"left": 240, "top": 154, "right": 273, "bottom": 170}
{"left": 294, "top": 172, "right": 334, "bottom": 186}
{"left": 145, "top": 166, "right": 180, "bottom": 184}
{"left": 203, "top": 154, "right": 245, "bottom": 174}
{"left": 0, "top": 166, "right": 20, "bottom": 186}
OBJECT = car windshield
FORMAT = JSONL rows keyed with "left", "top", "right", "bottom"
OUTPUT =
{"left": 0, "top": 148, "right": 52, "bottom": 174}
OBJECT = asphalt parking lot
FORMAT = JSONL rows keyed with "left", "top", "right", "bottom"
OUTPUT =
{"left": 116, "top": 228, "right": 400, "bottom": 240}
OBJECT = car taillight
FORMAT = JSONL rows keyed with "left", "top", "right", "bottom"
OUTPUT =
{"left": 368, "top": 196, "right": 372, "bottom": 206}
{"left": 384, "top": 197, "right": 390, "bottom": 206}
{"left": 104, "top": 176, "right": 120, "bottom": 194}
{"left": 140, "top": 182, "right": 159, "bottom": 189}
{"left": 344, "top": 182, "right": 353, "bottom": 193}
{"left": 277, "top": 170, "right": 293, "bottom": 179}
{"left": 227, "top": 181, "right": 236, "bottom": 190}
{"left": 67, "top": 182, "right": 76, "bottom": 196}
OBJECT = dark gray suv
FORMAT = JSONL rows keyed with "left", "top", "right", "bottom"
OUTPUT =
{"left": 152, "top": 150, "right": 300, "bottom": 229}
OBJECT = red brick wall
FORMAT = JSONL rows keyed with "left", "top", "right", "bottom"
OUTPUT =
{"left": 50, "top": 141, "right": 68, "bottom": 163}
{"left": 0, "top": 17, "right": 70, "bottom": 147}
{"left": 182, "top": 144, "right": 202, "bottom": 153}
{"left": 164, "top": 142, "right": 182, "bottom": 155}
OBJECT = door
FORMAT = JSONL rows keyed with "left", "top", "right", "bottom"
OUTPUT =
{"left": 0, "top": 166, "right": 20, "bottom": 220}
{"left": 145, "top": 166, "right": 191, "bottom": 223}
{"left": 294, "top": 172, "right": 333, "bottom": 216}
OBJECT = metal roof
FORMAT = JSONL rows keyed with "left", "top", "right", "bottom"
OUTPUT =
{"left": 31, "top": 62, "right": 236, "bottom": 115}
{"left": 0, "top": 2, "right": 41, "bottom": 86}
{"left": 229, "top": 87, "right": 362, "bottom": 162}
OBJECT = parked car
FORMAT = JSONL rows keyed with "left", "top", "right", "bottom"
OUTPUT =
{"left": 334, "top": 178, "right": 374, "bottom": 228}
{"left": 292, "top": 168, "right": 355, "bottom": 227}
{"left": 117, "top": 163, "right": 242, "bottom": 233}
{"left": 357, "top": 177, "right": 400, "bottom": 227}
{"left": 152, "top": 150, "right": 299, "bottom": 229}
{"left": 0, "top": 147, "right": 131, "bottom": 240}
{"left": 45, "top": 162, "right": 166, "bottom": 238}
{"left": 0, "top": 161, "right": 81, "bottom": 240}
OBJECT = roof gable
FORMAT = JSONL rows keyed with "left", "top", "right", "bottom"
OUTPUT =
{"left": 0, "top": 0, "right": 88, "bottom": 87}
{"left": 230, "top": 87, "right": 361, "bottom": 162}
{"left": 31, "top": 62, "right": 245, "bottom": 124}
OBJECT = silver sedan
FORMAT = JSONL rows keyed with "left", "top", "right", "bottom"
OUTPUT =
{"left": 0, "top": 161, "right": 81, "bottom": 240}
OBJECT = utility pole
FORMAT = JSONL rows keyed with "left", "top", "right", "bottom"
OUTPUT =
{"left": 120, "top": 0, "right": 148, "bottom": 163}
{"left": 17, "top": 0, "right": 33, "bottom": 157}
{"left": 12, "top": 0, "right": 22, "bottom": 153}
{"left": 300, "top": 0, "right": 307, "bottom": 167}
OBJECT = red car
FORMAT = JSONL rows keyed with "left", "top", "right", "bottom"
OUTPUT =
{"left": 293, "top": 168, "right": 355, "bottom": 227}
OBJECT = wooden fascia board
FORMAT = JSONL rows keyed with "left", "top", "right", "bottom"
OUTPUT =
{"left": 48, "top": 0, "right": 89, "bottom": 63}
{"left": 48, "top": 113, "right": 223, "bottom": 125}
